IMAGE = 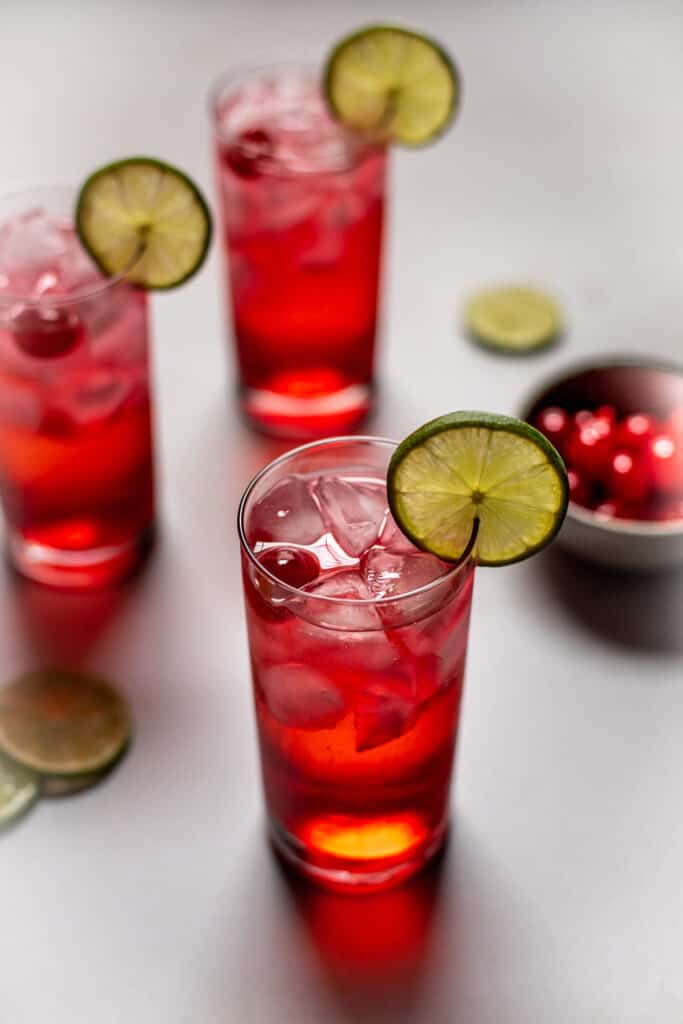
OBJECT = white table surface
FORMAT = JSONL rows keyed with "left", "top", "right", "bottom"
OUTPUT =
{"left": 2, "top": 2, "right": 683, "bottom": 1021}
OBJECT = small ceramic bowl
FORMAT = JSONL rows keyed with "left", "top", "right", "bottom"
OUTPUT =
{"left": 520, "top": 358, "right": 683, "bottom": 571}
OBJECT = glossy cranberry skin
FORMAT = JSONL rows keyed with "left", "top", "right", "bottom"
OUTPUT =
{"left": 535, "top": 406, "right": 571, "bottom": 454}
{"left": 616, "top": 413, "right": 657, "bottom": 451}
{"left": 566, "top": 420, "right": 613, "bottom": 480}
{"left": 221, "top": 129, "right": 274, "bottom": 179}
{"left": 259, "top": 546, "right": 320, "bottom": 588}
{"left": 648, "top": 433, "right": 683, "bottom": 497}
{"left": 607, "top": 449, "right": 652, "bottom": 504}
{"left": 567, "top": 468, "right": 590, "bottom": 506}
{"left": 13, "top": 306, "right": 83, "bottom": 359}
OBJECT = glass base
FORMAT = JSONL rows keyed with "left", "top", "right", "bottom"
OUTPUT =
{"left": 240, "top": 381, "right": 373, "bottom": 439}
{"left": 268, "top": 815, "right": 448, "bottom": 894}
{"left": 7, "top": 524, "right": 155, "bottom": 589}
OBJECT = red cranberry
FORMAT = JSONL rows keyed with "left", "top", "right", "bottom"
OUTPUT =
{"left": 221, "top": 128, "right": 274, "bottom": 179}
{"left": 13, "top": 306, "right": 83, "bottom": 359}
{"left": 616, "top": 413, "right": 656, "bottom": 451}
{"left": 607, "top": 449, "right": 652, "bottom": 504}
{"left": 648, "top": 433, "right": 683, "bottom": 496}
{"left": 574, "top": 409, "right": 594, "bottom": 428}
{"left": 566, "top": 421, "right": 613, "bottom": 480}
{"left": 567, "top": 468, "right": 590, "bottom": 506}
{"left": 258, "top": 546, "right": 320, "bottom": 588}
{"left": 535, "top": 406, "right": 570, "bottom": 453}
{"left": 595, "top": 404, "right": 617, "bottom": 424}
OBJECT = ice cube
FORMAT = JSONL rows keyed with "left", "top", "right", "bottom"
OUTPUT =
{"left": 378, "top": 510, "right": 418, "bottom": 554}
{"left": 0, "top": 211, "right": 100, "bottom": 299}
{"left": 257, "top": 663, "right": 346, "bottom": 731}
{"left": 314, "top": 475, "right": 388, "bottom": 557}
{"left": 361, "top": 547, "right": 450, "bottom": 599}
{"left": 249, "top": 475, "right": 325, "bottom": 545}
{"left": 47, "top": 369, "right": 130, "bottom": 428}
{"left": 303, "top": 569, "right": 382, "bottom": 630}
{"left": 354, "top": 682, "right": 417, "bottom": 753}
{"left": 0, "top": 373, "right": 42, "bottom": 431}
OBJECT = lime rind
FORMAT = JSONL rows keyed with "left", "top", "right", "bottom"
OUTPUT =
{"left": 465, "top": 286, "right": 562, "bottom": 353}
{"left": 388, "top": 412, "right": 568, "bottom": 566}
{"left": 324, "top": 25, "right": 460, "bottom": 146}
{"left": 75, "top": 157, "right": 212, "bottom": 290}
{"left": 0, "top": 753, "right": 40, "bottom": 829}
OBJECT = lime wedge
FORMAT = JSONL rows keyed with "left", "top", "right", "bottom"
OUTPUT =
{"left": 324, "top": 25, "right": 460, "bottom": 146}
{"left": 76, "top": 158, "right": 212, "bottom": 289}
{"left": 0, "top": 669, "right": 131, "bottom": 777}
{"left": 465, "top": 286, "right": 562, "bottom": 353}
{"left": 388, "top": 412, "right": 568, "bottom": 565}
{"left": 0, "top": 752, "right": 40, "bottom": 829}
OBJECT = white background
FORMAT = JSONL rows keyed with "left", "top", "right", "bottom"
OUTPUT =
{"left": 2, "top": 1, "right": 683, "bottom": 1021}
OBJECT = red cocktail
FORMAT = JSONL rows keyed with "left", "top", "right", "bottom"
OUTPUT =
{"left": 0, "top": 188, "right": 155, "bottom": 587}
{"left": 211, "top": 66, "right": 385, "bottom": 438}
{"left": 239, "top": 438, "right": 474, "bottom": 891}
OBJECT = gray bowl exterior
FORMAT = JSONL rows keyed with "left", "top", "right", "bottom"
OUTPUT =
{"left": 559, "top": 507, "right": 683, "bottom": 571}
{"left": 521, "top": 359, "right": 683, "bottom": 573}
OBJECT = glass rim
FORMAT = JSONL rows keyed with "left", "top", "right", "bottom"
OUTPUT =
{"left": 237, "top": 435, "right": 476, "bottom": 609}
{"left": 207, "top": 61, "right": 385, "bottom": 178}
{"left": 0, "top": 184, "right": 136, "bottom": 307}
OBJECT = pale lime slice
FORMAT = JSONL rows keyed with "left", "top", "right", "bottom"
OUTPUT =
{"left": 388, "top": 412, "right": 568, "bottom": 565}
{"left": 0, "top": 753, "right": 40, "bottom": 828}
{"left": 465, "top": 285, "right": 562, "bottom": 353}
{"left": 76, "top": 158, "right": 212, "bottom": 289}
{"left": 324, "top": 25, "right": 460, "bottom": 146}
{"left": 0, "top": 669, "right": 131, "bottom": 776}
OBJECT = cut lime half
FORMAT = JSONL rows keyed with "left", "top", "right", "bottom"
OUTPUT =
{"left": 465, "top": 285, "right": 562, "bottom": 354}
{"left": 0, "top": 669, "right": 131, "bottom": 777}
{"left": 324, "top": 25, "right": 460, "bottom": 146}
{"left": 76, "top": 158, "right": 212, "bottom": 289}
{"left": 388, "top": 412, "right": 568, "bottom": 565}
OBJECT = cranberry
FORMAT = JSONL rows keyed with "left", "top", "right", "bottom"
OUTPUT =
{"left": 593, "top": 500, "right": 618, "bottom": 520}
{"left": 535, "top": 406, "right": 571, "bottom": 453}
{"left": 13, "top": 306, "right": 83, "bottom": 359}
{"left": 607, "top": 449, "right": 652, "bottom": 504}
{"left": 258, "top": 546, "right": 320, "bottom": 589}
{"left": 616, "top": 413, "right": 656, "bottom": 451}
{"left": 574, "top": 409, "right": 594, "bottom": 428}
{"left": 567, "top": 468, "right": 590, "bottom": 506}
{"left": 595, "top": 404, "right": 617, "bottom": 424}
{"left": 566, "top": 420, "right": 613, "bottom": 480}
{"left": 648, "top": 433, "right": 683, "bottom": 496}
{"left": 221, "top": 128, "right": 274, "bottom": 179}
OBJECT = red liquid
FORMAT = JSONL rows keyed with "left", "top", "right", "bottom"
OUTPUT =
{"left": 242, "top": 467, "right": 474, "bottom": 891}
{"left": 0, "top": 215, "right": 155, "bottom": 587}
{"left": 213, "top": 69, "right": 385, "bottom": 438}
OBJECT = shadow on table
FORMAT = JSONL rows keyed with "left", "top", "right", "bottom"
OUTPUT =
{"left": 537, "top": 548, "right": 683, "bottom": 654}
{"left": 7, "top": 572, "right": 134, "bottom": 666}
{"left": 274, "top": 845, "right": 447, "bottom": 1022}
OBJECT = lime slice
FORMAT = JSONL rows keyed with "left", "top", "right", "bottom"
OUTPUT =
{"left": 465, "top": 286, "right": 562, "bottom": 353}
{"left": 0, "top": 669, "right": 131, "bottom": 777}
{"left": 0, "top": 753, "right": 40, "bottom": 828}
{"left": 324, "top": 25, "right": 460, "bottom": 146}
{"left": 388, "top": 412, "right": 568, "bottom": 565}
{"left": 75, "top": 158, "right": 212, "bottom": 289}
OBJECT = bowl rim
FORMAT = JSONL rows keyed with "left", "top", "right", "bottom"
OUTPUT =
{"left": 518, "top": 354, "right": 683, "bottom": 537}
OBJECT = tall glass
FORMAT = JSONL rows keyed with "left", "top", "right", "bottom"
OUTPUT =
{"left": 238, "top": 437, "right": 475, "bottom": 891}
{"left": 210, "top": 65, "right": 386, "bottom": 439}
{"left": 0, "top": 187, "right": 155, "bottom": 588}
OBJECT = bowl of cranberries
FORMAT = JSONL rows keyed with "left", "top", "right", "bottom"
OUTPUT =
{"left": 522, "top": 359, "right": 683, "bottom": 570}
